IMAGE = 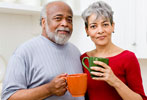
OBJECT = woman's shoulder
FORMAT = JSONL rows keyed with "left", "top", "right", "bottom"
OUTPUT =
{"left": 109, "top": 50, "right": 137, "bottom": 60}
{"left": 123, "top": 50, "right": 137, "bottom": 60}
{"left": 119, "top": 50, "right": 136, "bottom": 57}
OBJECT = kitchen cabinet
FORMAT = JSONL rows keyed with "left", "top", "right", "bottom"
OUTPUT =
{"left": 135, "top": 0, "right": 147, "bottom": 58}
{"left": 110, "top": 0, "right": 147, "bottom": 58}
{"left": 110, "top": 0, "right": 136, "bottom": 53}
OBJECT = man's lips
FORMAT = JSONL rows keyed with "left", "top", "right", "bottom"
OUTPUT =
{"left": 58, "top": 30, "right": 70, "bottom": 34}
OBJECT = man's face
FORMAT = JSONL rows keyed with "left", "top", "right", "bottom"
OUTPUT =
{"left": 45, "top": 3, "right": 73, "bottom": 45}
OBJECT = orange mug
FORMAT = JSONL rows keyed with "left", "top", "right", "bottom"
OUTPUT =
{"left": 65, "top": 73, "right": 87, "bottom": 97}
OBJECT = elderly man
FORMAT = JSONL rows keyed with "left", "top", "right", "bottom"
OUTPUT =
{"left": 2, "top": 1, "right": 84, "bottom": 100}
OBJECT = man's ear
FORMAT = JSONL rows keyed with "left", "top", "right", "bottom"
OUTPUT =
{"left": 41, "top": 18, "right": 46, "bottom": 29}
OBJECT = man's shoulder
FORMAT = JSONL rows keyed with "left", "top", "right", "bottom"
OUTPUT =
{"left": 66, "top": 42, "right": 81, "bottom": 55}
{"left": 13, "top": 36, "right": 41, "bottom": 55}
{"left": 67, "top": 42, "right": 77, "bottom": 48}
{"left": 67, "top": 42, "right": 80, "bottom": 50}
{"left": 23, "top": 36, "right": 41, "bottom": 47}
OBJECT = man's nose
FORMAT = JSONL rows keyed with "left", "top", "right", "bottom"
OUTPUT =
{"left": 61, "top": 19, "right": 68, "bottom": 27}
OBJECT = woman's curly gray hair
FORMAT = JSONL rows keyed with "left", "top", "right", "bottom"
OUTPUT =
{"left": 82, "top": 1, "right": 114, "bottom": 28}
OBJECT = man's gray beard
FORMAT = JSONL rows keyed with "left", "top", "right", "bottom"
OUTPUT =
{"left": 54, "top": 33, "right": 70, "bottom": 45}
{"left": 45, "top": 21, "right": 71, "bottom": 45}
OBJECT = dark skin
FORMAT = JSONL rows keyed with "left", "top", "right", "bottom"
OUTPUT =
{"left": 8, "top": 2, "right": 73, "bottom": 100}
{"left": 42, "top": 1, "right": 73, "bottom": 43}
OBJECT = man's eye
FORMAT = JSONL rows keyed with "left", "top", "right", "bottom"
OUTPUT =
{"left": 67, "top": 19, "right": 72, "bottom": 23}
{"left": 55, "top": 17, "right": 62, "bottom": 21}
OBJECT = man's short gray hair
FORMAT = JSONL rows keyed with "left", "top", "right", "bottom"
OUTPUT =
{"left": 40, "top": 4, "right": 47, "bottom": 26}
{"left": 82, "top": 1, "right": 114, "bottom": 28}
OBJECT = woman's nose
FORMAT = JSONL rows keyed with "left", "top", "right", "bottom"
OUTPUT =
{"left": 97, "top": 26, "right": 104, "bottom": 34}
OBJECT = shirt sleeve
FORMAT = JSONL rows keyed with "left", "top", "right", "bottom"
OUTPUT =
{"left": 125, "top": 52, "right": 147, "bottom": 100}
{"left": 1, "top": 54, "right": 27, "bottom": 100}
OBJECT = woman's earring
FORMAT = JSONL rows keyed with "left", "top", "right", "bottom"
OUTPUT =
{"left": 87, "top": 35, "right": 89, "bottom": 37}
{"left": 112, "top": 31, "right": 115, "bottom": 33}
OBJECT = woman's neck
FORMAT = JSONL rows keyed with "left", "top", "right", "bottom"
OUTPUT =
{"left": 88, "top": 42, "right": 124, "bottom": 58}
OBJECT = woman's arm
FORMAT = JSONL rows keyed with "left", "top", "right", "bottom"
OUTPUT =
{"left": 113, "top": 77, "right": 143, "bottom": 100}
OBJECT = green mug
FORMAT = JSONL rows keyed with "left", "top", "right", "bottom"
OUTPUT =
{"left": 82, "top": 57, "right": 109, "bottom": 77}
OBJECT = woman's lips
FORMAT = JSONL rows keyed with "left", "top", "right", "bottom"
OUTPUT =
{"left": 97, "top": 36, "right": 106, "bottom": 40}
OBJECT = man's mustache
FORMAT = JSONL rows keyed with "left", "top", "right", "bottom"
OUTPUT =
{"left": 55, "top": 27, "right": 71, "bottom": 34}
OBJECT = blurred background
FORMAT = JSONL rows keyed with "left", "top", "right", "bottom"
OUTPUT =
{"left": 0, "top": 0, "right": 147, "bottom": 99}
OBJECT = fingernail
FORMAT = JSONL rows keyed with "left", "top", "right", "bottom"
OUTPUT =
{"left": 93, "top": 61, "right": 98, "bottom": 63}
{"left": 93, "top": 61, "right": 96, "bottom": 63}
{"left": 90, "top": 72, "right": 94, "bottom": 74}
{"left": 64, "top": 73, "right": 68, "bottom": 75}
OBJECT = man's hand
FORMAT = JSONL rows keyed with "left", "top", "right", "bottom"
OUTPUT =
{"left": 7, "top": 73, "right": 68, "bottom": 100}
{"left": 47, "top": 73, "right": 67, "bottom": 96}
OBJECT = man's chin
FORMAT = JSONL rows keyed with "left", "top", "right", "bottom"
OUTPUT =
{"left": 55, "top": 39, "right": 68, "bottom": 45}
{"left": 46, "top": 32, "right": 70, "bottom": 45}
{"left": 55, "top": 36, "right": 70, "bottom": 45}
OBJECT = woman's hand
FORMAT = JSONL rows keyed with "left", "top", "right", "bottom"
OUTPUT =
{"left": 90, "top": 61, "right": 120, "bottom": 87}
{"left": 90, "top": 61, "right": 143, "bottom": 100}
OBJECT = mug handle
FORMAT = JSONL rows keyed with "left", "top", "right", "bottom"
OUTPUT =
{"left": 82, "top": 57, "right": 90, "bottom": 72}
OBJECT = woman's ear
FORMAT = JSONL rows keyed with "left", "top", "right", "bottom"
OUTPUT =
{"left": 85, "top": 27, "right": 89, "bottom": 37}
{"left": 112, "top": 22, "right": 115, "bottom": 33}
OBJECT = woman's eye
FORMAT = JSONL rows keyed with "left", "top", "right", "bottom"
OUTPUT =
{"left": 103, "top": 24, "right": 109, "bottom": 26}
{"left": 90, "top": 25, "right": 96, "bottom": 29}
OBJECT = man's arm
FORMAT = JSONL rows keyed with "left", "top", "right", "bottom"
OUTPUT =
{"left": 8, "top": 73, "right": 67, "bottom": 100}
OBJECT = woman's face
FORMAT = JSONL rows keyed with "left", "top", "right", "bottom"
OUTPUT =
{"left": 86, "top": 14, "right": 114, "bottom": 46}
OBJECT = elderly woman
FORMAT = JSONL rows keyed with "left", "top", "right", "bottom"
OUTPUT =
{"left": 80, "top": 1, "right": 147, "bottom": 100}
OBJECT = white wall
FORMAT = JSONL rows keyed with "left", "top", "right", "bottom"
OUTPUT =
{"left": 0, "top": 13, "right": 41, "bottom": 61}
{"left": 70, "top": 16, "right": 96, "bottom": 53}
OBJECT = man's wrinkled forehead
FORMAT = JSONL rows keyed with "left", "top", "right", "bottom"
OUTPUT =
{"left": 46, "top": 2, "right": 73, "bottom": 17}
